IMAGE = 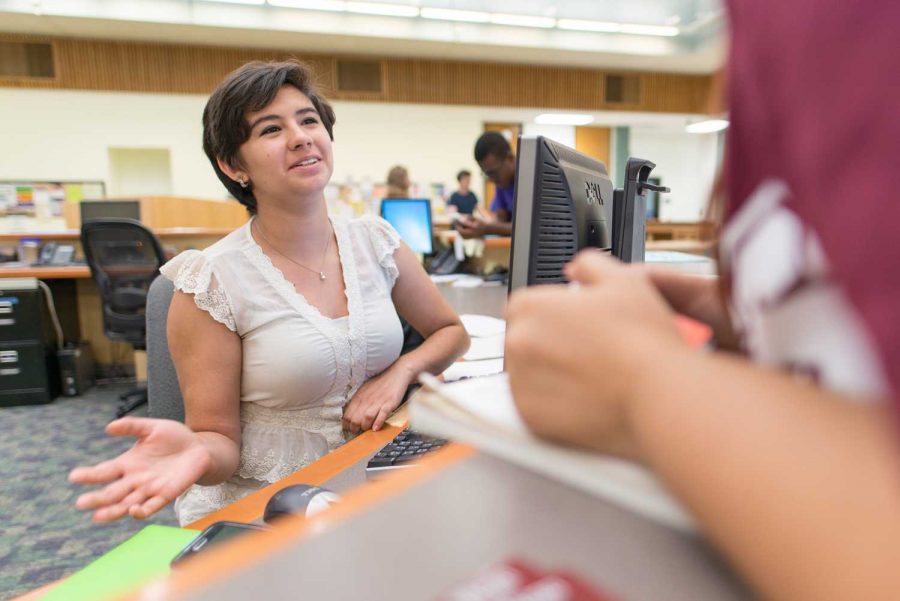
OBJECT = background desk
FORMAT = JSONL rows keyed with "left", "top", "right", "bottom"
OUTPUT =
{"left": 0, "top": 228, "right": 233, "bottom": 370}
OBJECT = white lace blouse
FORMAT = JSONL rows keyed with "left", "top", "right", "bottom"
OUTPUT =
{"left": 159, "top": 215, "right": 404, "bottom": 525}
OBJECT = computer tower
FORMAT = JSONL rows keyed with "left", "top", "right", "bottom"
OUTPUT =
{"left": 57, "top": 343, "right": 94, "bottom": 397}
{"left": 0, "top": 278, "right": 60, "bottom": 406}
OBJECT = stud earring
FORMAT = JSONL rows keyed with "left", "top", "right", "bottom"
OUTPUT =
{"left": 238, "top": 177, "right": 248, "bottom": 189}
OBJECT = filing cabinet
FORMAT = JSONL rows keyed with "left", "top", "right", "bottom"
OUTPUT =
{"left": 0, "top": 278, "right": 59, "bottom": 406}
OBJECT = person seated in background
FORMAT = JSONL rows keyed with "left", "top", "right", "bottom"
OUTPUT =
{"left": 446, "top": 169, "right": 479, "bottom": 216}
{"left": 456, "top": 132, "right": 515, "bottom": 238}
{"left": 504, "top": 1, "right": 900, "bottom": 599}
{"left": 69, "top": 60, "right": 469, "bottom": 526}
{"left": 385, "top": 164, "right": 411, "bottom": 199}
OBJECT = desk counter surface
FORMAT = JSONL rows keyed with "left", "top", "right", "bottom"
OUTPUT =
{"left": 127, "top": 443, "right": 748, "bottom": 601}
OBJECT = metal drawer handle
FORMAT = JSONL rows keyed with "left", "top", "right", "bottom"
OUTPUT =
{"left": 0, "top": 350, "right": 19, "bottom": 363}
{"left": 0, "top": 367, "right": 21, "bottom": 376}
{"left": 0, "top": 301, "right": 12, "bottom": 314}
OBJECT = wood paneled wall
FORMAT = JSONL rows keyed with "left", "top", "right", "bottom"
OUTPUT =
{"left": 0, "top": 34, "right": 713, "bottom": 114}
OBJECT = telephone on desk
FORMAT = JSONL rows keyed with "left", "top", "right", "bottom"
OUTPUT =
{"left": 36, "top": 242, "right": 77, "bottom": 266}
{"left": 427, "top": 247, "right": 465, "bottom": 275}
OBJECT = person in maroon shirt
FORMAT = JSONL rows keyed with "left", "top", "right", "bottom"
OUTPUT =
{"left": 505, "top": 1, "right": 900, "bottom": 599}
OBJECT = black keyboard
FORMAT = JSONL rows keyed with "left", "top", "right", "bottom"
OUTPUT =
{"left": 365, "top": 428, "right": 448, "bottom": 475}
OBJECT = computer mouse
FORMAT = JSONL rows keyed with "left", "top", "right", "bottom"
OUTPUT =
{"left": 262, "top": 484, "right": 340, "bottom": 524}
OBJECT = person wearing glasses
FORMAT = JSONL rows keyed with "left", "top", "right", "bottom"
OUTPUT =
{"left": 456, "top": 132, "right": 516, "bottom": 239}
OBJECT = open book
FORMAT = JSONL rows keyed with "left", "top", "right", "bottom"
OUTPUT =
{"left": 411, "top": 373, "right": 696, "bottom": 533}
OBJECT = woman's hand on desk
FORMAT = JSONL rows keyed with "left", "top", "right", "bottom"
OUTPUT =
{"left": 69, "top": 417, "right": 210, "bottom": 522}
{"left": 342, "top": 365, "right": 411, "bottom": 434}
{"left": 505, "top": 251, "right": 686, "bottom": 460}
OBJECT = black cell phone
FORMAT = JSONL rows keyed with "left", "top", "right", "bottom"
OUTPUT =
{"left": 170, "top": 521, "right": 270, "bottom": 567}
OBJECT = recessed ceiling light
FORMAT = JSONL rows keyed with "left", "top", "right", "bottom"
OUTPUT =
{"left": 556, "top": 19, "right": 620, "bottom": 33}
{"left": 535, "top": 113, "right": 595, "bottom": 126}
{"left": 345, "top": 1, "right": 418, "bottom": 17}
{"left": 619, "top": 24, "right": 680, "bottom": 37}
{"left": 195, "top": 0, "right": 266, "bottom": 4}
{"left": 490, "top": 13, "right": 556, "bottom": 29}
{"left": 420, "top": 7, "right": 490, "bottom": 23}
{"left": 268, "top": 0, "right": 347, "bottom": 10}
{"left": 685, "top": 119, "right": 729, "bottom": 133}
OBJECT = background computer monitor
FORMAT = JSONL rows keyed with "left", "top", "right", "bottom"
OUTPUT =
{"left": 80, "top": 199, "right": 141, "bottom": 223}
{"left": 380, "top": 198, "right": 434, "bottom": 255}
{"left": 508, "top": 135, "right": 614, "bottom": 292}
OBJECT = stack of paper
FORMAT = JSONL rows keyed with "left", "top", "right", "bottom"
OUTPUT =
{"left": 447, "top": 314, "right": 507, "bottom": 375}
{"left": 411, "top": 373, "right": 695, "bottom": 533}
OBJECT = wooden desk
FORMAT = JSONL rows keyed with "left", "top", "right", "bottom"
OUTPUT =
{"left": 189, "top": 423, "right": 407, "bottom": 530}
{"left": 0, "top": 265, "right": 90, "bottom": 279}
{"left": 0, "top": 228, "right": 233, "bottom": 367}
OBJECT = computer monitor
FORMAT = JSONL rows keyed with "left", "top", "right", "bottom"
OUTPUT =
{"left": 509, "top": 135, "right": 614, "bottom": 292}
{"left": 509, "top": 136, "right": 667, "bottom": 292}
{"left": 380, "top": 198, "right": 434, "bottom": 255}
{"left": 80, "top": 199, "right": 141, "bottom": 223}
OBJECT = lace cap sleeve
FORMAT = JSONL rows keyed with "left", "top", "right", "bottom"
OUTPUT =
{"left": 159, "top": 250, "right": 237, "bottom": 332}
{"left": 359, "top": 214, "right": 401, "bottom": 287}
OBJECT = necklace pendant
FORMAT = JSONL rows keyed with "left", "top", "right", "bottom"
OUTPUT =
{"left": 319, "top": 271, "right": 326, "bottom": 281}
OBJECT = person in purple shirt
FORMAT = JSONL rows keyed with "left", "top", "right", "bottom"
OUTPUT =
{"left": 457, "top": 132, "right": 516, "bottom": 238}
{"left": 504, "top": 1, "right": 900, "bottom": 599}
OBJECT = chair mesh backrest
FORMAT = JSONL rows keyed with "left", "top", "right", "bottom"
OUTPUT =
{"left": 146, "top": 275, "right": 184, "bottom": 422}
{"left": 81, "top": 219, "right": 166, "bottom": 346}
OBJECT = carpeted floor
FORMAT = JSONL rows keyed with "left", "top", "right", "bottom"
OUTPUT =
{"left": 0, "top": 385, "right": 178, "bottom": 600}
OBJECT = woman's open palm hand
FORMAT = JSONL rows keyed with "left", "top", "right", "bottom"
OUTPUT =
{"left": 69, "top": 417, "right": 210, "bottom": 522}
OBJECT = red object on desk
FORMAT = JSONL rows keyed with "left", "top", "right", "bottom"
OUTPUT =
{"left": 437, "top": 558, "right": 616, "bottom": 601}
{"left": 675, "top": 315, "right": 713, "bottom": 349}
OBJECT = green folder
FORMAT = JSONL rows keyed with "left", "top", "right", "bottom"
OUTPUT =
{"left": 42, "top": 525, "right": 199, "bottom": 601}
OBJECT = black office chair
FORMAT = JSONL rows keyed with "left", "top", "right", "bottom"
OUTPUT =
{"left": 81, "top": 218, "right": 166, "bottom": 417}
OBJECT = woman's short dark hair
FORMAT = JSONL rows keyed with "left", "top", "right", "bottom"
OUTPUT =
{"left": 202, "top": 60, "right": 336, "bottom": 215}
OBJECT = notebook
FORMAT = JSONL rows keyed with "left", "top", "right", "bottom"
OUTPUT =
{"left": 41, "top": 524, "right": 199, "bottom": 601}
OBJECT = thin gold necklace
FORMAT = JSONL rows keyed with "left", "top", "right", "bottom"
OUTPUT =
{"left": 254, "top": 218, "right": 332, "bottom": 282}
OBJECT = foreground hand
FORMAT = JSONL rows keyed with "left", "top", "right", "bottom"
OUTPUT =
{"left": 343, "top": 366, "right": 412, "bottom": 434}
{"left": 456, "top": 215, "right": 488, "bottom": 239}
{"left": 505, "top": 251, "right": 686, "bottom": 460}
{"left": 69, "top": 417, "right": 210, "bottom": 522}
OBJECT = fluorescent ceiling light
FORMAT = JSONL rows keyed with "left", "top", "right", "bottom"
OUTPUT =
{"left": 345, "top": 1, "right": 419, "bottom": 17}
{"left": 196, "top": 0, "right": 266, "bottom": 4}
{"left": 490, "top": 13, "right": 556, "bottom": 29}
{"left": 556, "top": 19, "right": 621, "bottom": 33}
{"left": 685, "top": 119, "right": 729, "bottom": 133}
{"left": 619, "top": 24, "right": 680, "bottom": 37}
{"left": 420, "top": 7, "right": 490, "bottom": 23}
{"left": 535, "top": 113, "right": 595, "bottom": 126}
{"left": 269, "top": 0, "right": 347, "bottom": 10}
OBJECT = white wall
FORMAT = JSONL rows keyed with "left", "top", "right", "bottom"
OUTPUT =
{"left": 0, "top": 89, "right": 488, "bottom": 202}
{"left": 521, "top": 123, "right": 576, "bottom": 148}
{"left": 0, "top": 88, "right": 719, "bottom": 221}
{"left": 108, "top": 147, "right": 173, "bottom": 196}
{"left": 0, "top": 89, "right": 219, "bottom": 199}
{"left": 329, "top": 100, "right": 484, "bottom": 195}
{"left": 630, "top": 127, "right": 719, "bottom": 221}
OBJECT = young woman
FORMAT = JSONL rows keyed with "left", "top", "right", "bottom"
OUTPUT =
{"left": 504, "top": 1, "right": 900, "bottom": 599}
{"left": 70, "top": 60, "right": 469, "bottom": 525}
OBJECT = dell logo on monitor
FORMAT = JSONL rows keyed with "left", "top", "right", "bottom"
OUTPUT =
{"left": 585, "top": 181, "right": 605, "bottom": 206}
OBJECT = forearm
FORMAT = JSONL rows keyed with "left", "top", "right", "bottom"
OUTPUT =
{"left": 393, "top": 323, "right": 470, "bottom": 384}
{"left": 193, "top": 431, "right": 241, "bottom": 486}
{"left": 486, "top": 220, "right": 513, "bottom": 236}
{"left": 631, "top": 351, "right": 900, "bottom": 601}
